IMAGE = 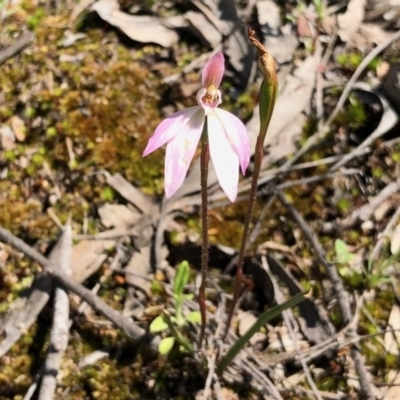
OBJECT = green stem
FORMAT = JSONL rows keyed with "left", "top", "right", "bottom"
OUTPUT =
{"left": 163, "top": 311, "right": 194, "bottom": 353}
{"left": 223, "top": 29, "right": 278, "bottom": 340}
{"left": 198, "top": 120, "right": 210, "bottom": 349}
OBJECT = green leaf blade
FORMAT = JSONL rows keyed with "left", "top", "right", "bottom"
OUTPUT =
{"left": 158, "top": 337, "right": 175, "bottom": 355}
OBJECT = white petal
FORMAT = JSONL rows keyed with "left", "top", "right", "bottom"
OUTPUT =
{"left": 213, "top": 108, "right": 250, "bottom": 174}
{"left": 207, "top": 112, "right": 240, "bottom": 202}
{"left": 143, "top": 106, "right": 201, "bottom": 156}
{"left": 164, "top": 108, "right": 205, "bottom": 198}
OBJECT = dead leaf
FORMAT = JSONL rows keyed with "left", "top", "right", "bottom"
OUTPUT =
{"left": 194, "top": 0, "right": 255, "bottom": 87}
{"left": 185, "top": 11, "right": 221, "bottom": 48}
{"left": 365, "top": 0, "right": 400, "bottom": 29}
{"left": 124, "top": 245, "right": 151, "bottom": 293}
{"left": 385, "top": 303, "right": 400, "bottom": 355}
{"left": 358, "top": 23, "right": 392, "bottom": 46}
{"left": 69, "top": 0, "right": 96, "bottom": 25}
{"left": 383, "top": 371, "right": 400, "bottom": 400}
{"left": 376, "top": 61, "right": 390, "bottom": 79}
{"left": 238, "top": 311, "right": 266, "bottom": 345}
{"left": 98, "top": 203, "right": 140, "bottom": 229}
{"left": 373, "top": 199, "right": 392, "bottom": 221}
{"left": 297, "top": 14, "right": 314, "bottom": 38}
{"left": 257, "top": 0, "right": 281, "bottom": 31}
{"left": 10, "top": 116, "right": 26, "bottom": 142}
{"left": 62, "top": 31, "right": 86, "bottom": 47}
{"left": 91, "top": 0, "right": 179, "bottom": 47}
{"left": 338, "top": 0, "right": 366, "bottom": 42}
{"left": 104, "top": 172, "right": 155, "bottom": 214}
{"left": 71, "top": 239, "right": 115, "bottom": 282}
{"left": 0, "top": 125, "right": 16, "bottom": 150}
{"left": 264, "top": 33, "right": 298, "bottom": 64}
{"left": 390, "top": 224, "right": 400, "bottom": 255}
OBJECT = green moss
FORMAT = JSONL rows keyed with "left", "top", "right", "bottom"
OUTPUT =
{"left": 336, "top": 94, "right": 367, "bottom": 131}
{"left": 337, "top": 198, "right": 351, "bottom": 214}
{"left": 337, "top": 51, "right": 380, "bottom": 72}
{"left": 372, "top": 166, "right": 384, "bottom": 179}
{"left": 391, "top": 151, "right": 400, "bottom": 163}
{"left": 0, "top": 7, "right": 173, "bottom": 251}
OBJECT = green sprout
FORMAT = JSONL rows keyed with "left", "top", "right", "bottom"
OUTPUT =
{"left": 334, "top": 239, "right": 400, "bottom": 289}
{"left": 366, "top": 249, "right": 400, "bottom": 288}
{"left": 313, "top": 0, "right": 325, "bottom": 21}
{"left": 149, "top": 261, "right": 201, "bottom": 355}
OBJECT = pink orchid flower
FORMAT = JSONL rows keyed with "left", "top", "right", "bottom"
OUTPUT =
{"left": 142, "top": 52, "right": 250, "bottom": 202}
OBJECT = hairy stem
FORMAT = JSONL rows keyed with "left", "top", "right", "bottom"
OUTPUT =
{"left": 198, "top": 121, "right": 210, "bottom": 349}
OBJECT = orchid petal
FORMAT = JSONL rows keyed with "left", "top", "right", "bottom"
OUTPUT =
{"left": 143, "top": 107, "right": 201, "bottom": 156}
{"left": 207, "top": 112, "right": 240, "bottom": 202}
{"left": 201, "top": 52, "right": 224, "bottom": 89}
{"left": 213, "top": 108, "right": 250, "bottom": 174}
{"left": 164, "top": 108, "right": 205, "bottom": 198}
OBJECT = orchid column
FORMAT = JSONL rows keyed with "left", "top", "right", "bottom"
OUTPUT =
{"left": 143, "top": 52, "right": 250, "bottom": 348}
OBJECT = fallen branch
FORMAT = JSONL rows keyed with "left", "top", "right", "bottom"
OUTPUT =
{"left": 0, "top": 273, "right": 53, "bottom": 358}
{"left": 38, "top": 225, "right": 72, "bottom": 400}
{"left": 0, "top": 31, "right": 34, "bottom": 65}
{"left": 0, "top": 225, "right": 159, "bottom": 352}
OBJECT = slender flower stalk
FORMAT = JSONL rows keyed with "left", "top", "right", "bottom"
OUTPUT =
{"left": 223, "top": 28, "right": 278, "bottom": 339}
{"left": 143, "top": 52, "right": 250, "bottom": 348}
{"left": 198, "top": 127, "right": 209, "bottom": 348}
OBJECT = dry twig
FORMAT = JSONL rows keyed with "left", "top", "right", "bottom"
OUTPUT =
{"left": 38, "top": 224, "right": 72, "bottom": 400}
{"left": 322, "top": 178, "right": 400, "bottom": 234}
{"left": 276, "top": 191, "right": 376, "bottom": 400}
{"left": 0, "top": 273, "right": 53, "bottom": 358}
{"left": 283, "top": 28, "right": 400, "bottom": 168}
{"left": 0, "top": 225, "right": 159, "bottom": 352}
{"left": 263, "top": 257, "right": 323, "bottom": 400}
{"left": 0, "top": 31, "right": 34, "bottom": 65}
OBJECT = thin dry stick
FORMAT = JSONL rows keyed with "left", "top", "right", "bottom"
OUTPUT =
{"left": 191, "top": 149, "right": 372, "bottom": 208}
{"left": 23, "top": 375, "right": 41, "bottom": 400}
{"left": 276, "top": 191, "right": 376, "bottom": 400}
{"left": 322, "top": 178, "right": 400, "bottom": 234}
{"left": 209, "top": 156, "right": 365, "bottom": 209}
{"left": 38, "top": 224, "right": 72, "bottom": 400}
{"left": 263, "top": 257, "right": 323, "bottom": 400}
{"left": 212, "top": 374, "right": 224, "bottom": 400}
{"left": 0, "top": 31, "right": 34, "bottom": 65}
{"left": 315, "top": 33, "right": 337, "bottom": 120}
{"left": 241, "top": 357, "right": 284, "bottom": 400}
{"left": 0, "top": 273, "right": 53, "bottom": 358}
{"left": 370, "top": 207, "right": 400, "bottom": 262}
{"left": 202, "top": 293, "right": 227, "bottom": 399}
{"left": 252, "top": 299, "right": 363, "bottom": 369}
{"left": 78, "top": 243, "right": 124, "bottom": 315}
{"left": 202, "top": 353, "right": 217, "bottom": 400}
{"left": 293, "top": 388, "right": 347, "bottom": 400}
{"left": 329, "top": 98, "right": 397, "bottom": 173}
{"left": 224, "top": 194, "right": 276, "bottom": 274}
{"left": 276, "top": 168, "right": 360, "bottom": 190}
{"left": 282, "top": 28, "right": 400, "bottom": 168}
{"left": 0, "top": 225, "right": 159, "bottom": 352}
